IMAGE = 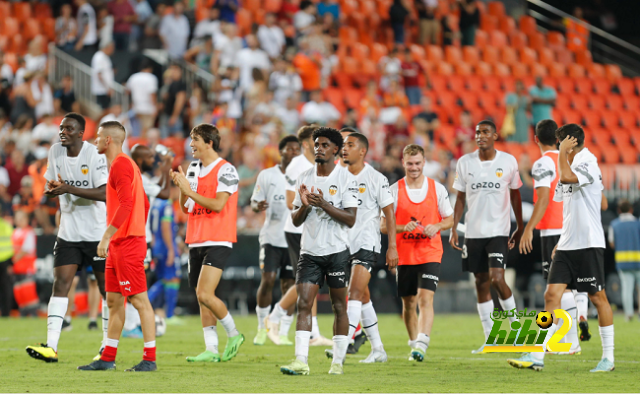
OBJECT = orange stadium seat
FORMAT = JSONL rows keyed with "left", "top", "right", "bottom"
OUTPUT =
{"left": 12, "top": 2, "right": 31, "bottom": 21}
{"left": 592, "top": 78, "right": 611, "bottom": 94}
{"left": 619, "top": 112, "right": 639, "bottom": 129}
{"left": 574, "top": 78, "right": 592, "bottom": 94}
{"left": 588, "top": 63, "right": 606, "bottom": 79}
{"left": 474, "top": 30, "right": 488, "bottom": 49}
{"left": 527, "top": 32, "right": 545, "bottom": 51}
{"left": 600, "top": 110, "right": 618, "bottom": 129}
{"left": 264, "top": 0, "right": 282, "bottom": 13}
{"left": 561, "top": 109, "right": 582, "bottom": 124}
{"left": 2, "top": 17, "right": 19, "bottom": 36}
{"left": 448, "top": 75, "right": 465, "bottom": 92}
{"left": 481, "top": 14, "right": 498, "bottom": 32}
{"left": 3, "top": 52, "right": 17, "bottom": 72}
{"left": 474, "top": 61, "right": 492, "bottom": 76}
{"left": 371, "top": 43, "right": 387, "bottom": 63}
{"left": 606, "top": 65, "right": 622, "bottom": 83}
{"left": 427, "top": 45, "right": 444, "bottom": 62}
{"left": 583, "top": 111, "right": 601, "bottom": 129}
{"left": 537, "top": 48, "right": 555, "bottom": 66}
{"left": 0, "top": 2, "right": 11, "bottom": 18}
{"left": 482, "top": 46, "right": 499, "bottom": 64}
{"left": 236, "top": 8, "right": 252, "bottom": 35}
{"left": 465, "top": 75, "right": 483, "bottom": 92}
{"left": 600, "top": 145, "right": 620, "bottom": 164}
{"left": 519, "top": 47, "right": 537, "bottom": 65}
{"left": 508, "top": 30, "right": 527, "bottom": 48}
{"left": 555, "top": 95, "right": 570, "bottom": 110}
{"left": 338, "top": 27, "right": 358, "bottom": 45}
{"left": 519, "top": 16, "right": 537, "bottom": 36}
{"left": 511, "top": 63, "right": 528, "bottom": 78}
{"left": 454, "top": 62, "right": 472, "bottom": 76}
{"left": 484, "top": 76, "right": 501, "bottom": 92}
{"left": 8, "top": 34, "right": 25, "bottom": 54}
{"left": 617, "top": 78, "right": 634, "bottom": 96}
{"left": 524, "top": 142, "right": 542, "bottom": 161}
{"left": 23, "top": 18, "right": 41, "bottom": 41}
{"left": 34, "top": 2, "right": 52, "bottom": 19}
{"left": 500, "top": 17, "right": 516, "bottom": 35}
{"left": 438, "top": 90, "right": 457, "bottom": 108}
{"left": 625, "top": 96, "right": 640, "bottom": 111}
{"left": 489, "top": 31, "right": 507, "bottom": 47}
{"left": 409, "top": 44, "right": 425, "bottom": 61}
{"left": 546, "top": 31, "right": 565, "bottom": 50}
{"left": 556, "top": 77, "right": 574, "bottom": 93}
{"left": 548, "top": 62, "right": 566, "bottom": 78}
{"left": 555, "top": 49, "right": 574, "bottom": 65}
{"left": 344, "top": 88, "right": 364, "bottom": 109}
{"left": 445, "top": 46, "right": 462, "bottom": 64}
{"left": 530, "top": 63, "right": 546, "bottom": 77}
{"left": 568, "top": 64, "right": 586, "bottom": 78}
{"left": 574, "top": 50, "right": 593, "bottom": 66}
{"left": 619, "top": 147, "right": 638, "bottom": 165}
{"left": 430, "top": 75, "right": 447, "bottom": 92}
{"left": 572, "top": 95, "right": 588, "bottom": 112}
{"left": 500, "top": 47, "right": 517, "bottom": 65}
{"left": 339, "top": 57, "right": 358, "bottom": 74}
{"left": 435, "top": 62, "right": 453, "bottom": 75}
{"left": 493, "top": 63, "right": 510, "bottom": 77}
{"left": 488, "top": 1, "right": 505, "bottom": 17}
{"left": 607, "top": 95, "right": 624, "bottom": 111}
{"left": 352, "top": 42, "right": 369, "bottom": 59}
{"left": 589, "top": 95, "right": 605, "bottom": 110}
{"left": 463, "top": 46, "right": 480, "bottom": 64}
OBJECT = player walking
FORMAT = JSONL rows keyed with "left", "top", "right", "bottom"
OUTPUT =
{"left": 519, "top": 119, "right": 580, "bottom": 354}
{"left": 78, "top": 120, "right": 156, "bottom": 371}
{"left": 171, "top": 124, "right": 245, "bottom": 363}
{"left": 26, "top": 113, "right": 110, "bottom": 363}
{"left": 509, "top": 124, "right": 615, "bottom": 372}
{"left": 449, "top": 120, "right": 524, "bottom": 353}
{"left": 280, "top": 127, "right": 358, "bottom": 375}
{"left": 251, "top": 136, "right": 301, "bottom": 345}
{"left": 382, "top": 144, "right": 453, "bottom": 361}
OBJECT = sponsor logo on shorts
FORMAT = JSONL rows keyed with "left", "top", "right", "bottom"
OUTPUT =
{"left": 120, "top": 281, "right": 131, "bottom": 285}
{"left": 125, "top": 287, "right": 131, "bottom": 292}
{"left": 488, "top": 253, "right": 504, "bottom": 258}
{"left": 327, "top": 272, "right": 345, "bottom": 276}
{"left": 577, "top": 277, "right": 596, "bottom": 283}
{"left": 285, "top": 265, "right": 293, "bottom": 270}
{"left": 93, "top": 256, "right": 105, "bottom": 261}
{"left": 422, "top": 274, "right": 439, "bottom": 281}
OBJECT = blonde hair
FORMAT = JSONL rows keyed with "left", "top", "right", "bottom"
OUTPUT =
{"left": 402, "top": 144, "right": 425, "bottom": 158}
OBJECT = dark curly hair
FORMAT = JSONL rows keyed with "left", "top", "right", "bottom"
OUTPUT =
{"left": 312, "top": 126, "right": 344, "bottom": 155}
{"left": 556, "top": 123, "right": 585, "bottom": 148}
{"left": 278, "top": 135, "right": 300, "bottom": 151}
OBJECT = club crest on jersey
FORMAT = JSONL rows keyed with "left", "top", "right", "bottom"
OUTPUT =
{"left": 358, "top": 183, "right": 366, "bottom": 193}
{"left": 81, "top": 164, "right": 89, "bottom": 175}
{"left": 495, "top": 168, "right": 503, "bottom": 178}
{"left": 329, "top": 185, "right": 338, "bottom": 195}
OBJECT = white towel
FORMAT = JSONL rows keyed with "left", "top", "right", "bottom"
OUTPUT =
{"left": 184, "top": 160, "right": 201, "bottom": 213}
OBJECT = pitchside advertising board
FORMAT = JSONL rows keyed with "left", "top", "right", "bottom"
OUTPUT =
{"left": 482, "top": 309, "right": 574, "bottom": 353}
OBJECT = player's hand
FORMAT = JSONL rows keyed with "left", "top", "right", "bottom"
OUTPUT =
{"left": 159, "top": 151, "right": 174, "bottom": 171}
{"left": 509, "top": 229, "right": 523, "bottom": 250}
{"left": 559, "top": 136, "right": 578, "bottom": 155}
{"left": 386, "top": 245, "right": 399, "bottom": 269}
{"left": 519, "top": 228, "right": 534, "bottom": 255}
{"left": 46, "top": 174, "right": 72, "bottom": 195}
{"left": 166, "top": 251, "right": 175, "bottom": 267}
{"left": 449, "top": 229, "right": 462, "bottom": 251}
{"left": 97, "top": 237, "right": 110, "bottom": 258}
{"left": 308, "top": 187, "right": 325, "bottom": 208}
{"left": 298, "top": 184, "right": 310, "bottom": 207}
{"left": 256, "top": 200, "right": 269, "bottom": 212}
{"left": 403, "top": 221, "right": 417, "bottom": 233}
{"left": 423, "top": 223, "right": 441, "bottom": 238}
{"left": 171, "top": 167, "right": 192, "bottom": 195}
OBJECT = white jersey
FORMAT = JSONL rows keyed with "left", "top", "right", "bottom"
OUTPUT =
{"left": 532, "top": 151, "right": 562, "bottom": 237}
{"left": 251, "top": 165, "right": 289, "bottom": 248}
{"left": 348, "top": 164, "right": 394, "bottom": 254}
{"left": 283, "top": 154, "right": 314, "bottom": 234}
{"left": 553, "top": 148, "right": 605, "bottom": 250}
{"left": 293, "top": 165, "right": 358, "bottom": 256}
{"left": 142, "top": 173, "right": 162, "bottom": 244}
{"left": 44, "top": 142, "right": 108, "bottom": 242}
{"left": 386, "top": 176, "right": 454, "bottom": 218}
{"left": 452, "top": 150, "right": 522, "bottom": 239}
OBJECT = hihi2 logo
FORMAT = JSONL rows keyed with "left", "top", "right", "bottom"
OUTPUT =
{"left": 482, "top": 308, "right": 574, "bottom": 353}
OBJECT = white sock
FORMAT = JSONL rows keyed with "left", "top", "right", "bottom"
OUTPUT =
{"left": 408, "top": 339, "right": 417, "bottom": 348}
{"left": 105, "top": 338, "right": 119, "bottom": 348}
{"left": 203, "top": 326, "right": 219, "bottom": 353}
{"left": 256, "top": 305, "right": 271, "bottom": 329}
{"left": 361, "top": 302, "right": 383, "bottom": 350}
{"left": 416, "top": 333, "right": 430, "bottom": 352}
{"left": 498, "top": 295, "right": 518, "bottom": 324}
{"left": 599, "top": 325, "right": 614, "bottom": 362}
{"left": 332, "top": 335, "right": 349, "bottom": 365}
{"left": 347, "top": 300, "right": 362, "bottom": 340}
{"left": 560, "top": 292, "right": 579, "bottom": 347}
{"left": 311, "top": 316, "right": 321, "bottom": 339}
{"left": 279, "top": 314, "right": 294, "bottom": 337}
{"left": 219, "top": 313, "right": 240, "bottom": 337}
{"left": 532, "top": 323, "right": 558, "bottom": 362}
{"left": 295, "top": 330, "right": 311, "bottom": 363}
{"left": 574, "top": 291, "right": 589, "bottom": 320}
{"left": 46, "top": 297, "right": 68, "bottom": 352}
{"left": 477, "top": 300, "right": 494, "bottom": 341}
{"left": 64, "top": 315, "right": 71, "bottom": 323}
{"left": 269, "top": 303, "right": 287, "bottom": 324}
{"left": 123, "top": 302, "right": 140, "bottom": 331}
{"left": 101, "top": 299, "right": 109, "bottom": 349}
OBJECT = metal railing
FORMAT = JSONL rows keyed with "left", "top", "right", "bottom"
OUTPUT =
{"left": 48, "top": 44, "right": 129, "bottom": 114}
{"left": 142, "top": 48, "right": 215, "bottom": 94}
{"left": 526, "top": 0, "right": 640, "bottom": 77}
{"left": 603, "top": 165, "right": 640, "bottom": 202}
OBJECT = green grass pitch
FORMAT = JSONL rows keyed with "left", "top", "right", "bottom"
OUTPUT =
{"left": 2, "top": 314, "right": 639, "bottom": 392}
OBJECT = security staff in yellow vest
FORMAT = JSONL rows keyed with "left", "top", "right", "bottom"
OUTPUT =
{"left": 0, "top": 208, "right": 15, "bottom": 317}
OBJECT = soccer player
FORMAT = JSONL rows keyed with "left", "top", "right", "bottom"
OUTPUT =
{"left": 251, "top": 135, "right": 301, "bottom": 345}
{"left": 266, "top": 125, "right": 333, "bottom": 347}
{"left": 280, "top": 127, "right": 358, "bottom": 376}
{"left": 171, "top": 124, "right": 245, "bottom": 363}
{"left": 26, "top": 113, "right": 109, "bottom": 363}
{"left": 78, "top": 120, "right": 156, "bottom": 372}
{"left": 449, "top": 120, "right": 524, "bottom": 353}
{"left": 382, "top": 144, "right": 453, "bottom": 362}
{"left": 508, "top": 124, "right": 615, "bottom": 372}
{"left": 519, "top": 119, "right": 580, "bottom": 354}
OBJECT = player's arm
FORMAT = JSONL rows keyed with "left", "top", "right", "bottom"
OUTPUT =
{"left": 97, "top": 161, "right": 135, "bottom": 257}
{"left": 558, "top": 136, "right": 579, "bottom": 184}
{"left": 509, "top": 188, "right": 524, "bottom": 250}
{"left": 156, "top": 153, "right": 173, "bottom": 200}
{"left": 161, "top": 218, "right": 175, "bottom": 267}
{"left": 381, "top": 217, "right": 417, "bottom": 234}
{"left": 602, "top": 194, "right": 608, "bottom": 211}
{"left": 381, "top": 203, "right": 398, "bottom": 269}
{"left": 307, "top": 187, "right": 357, "bottom": 228}
{"left": 449, "top": 191, "right": 465, "bottom": 251}
{"left": 424, "top": 215, "right": 453, "bottom": 238}
{"left": 45, "top": 175, "right": 107, "bottom": 202}
{"left": 286, "top": 190, "right": 295, "bottom": 210}
{"left": 520, "top": 186, "right": 549, "bottom": 254}
{"left": 250, "top": 172, "right": 268, "bottom": 213}
{"left": 171, "top": 166, "right": 232, "bottom": 213}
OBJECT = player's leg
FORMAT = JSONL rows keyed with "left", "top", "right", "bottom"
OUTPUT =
{"left": 619, "top": 270, "right": 635, "bottom": 321}
{"left": 255, "top": 245, "right": 278, "bottom": 345}
{"left": 464, "top": 239, "right": 494, "bottom": 352}
{"left": 269, "top": 232, "right": 301, "bottom": 342}
{"left": 487, "top": 238, "right": 519, "bottom": 324}
{"left": 325, "top": 250, "right": 350, "bottom": 374}
{"left": 277, "top": 278, "right": 296, "bottom": 344}
{"left": 346, "top": 258, "right": 371, "bottom": 354}
{"left": 87, "top": 243, "right": 109, "bottom": 359}
{"left": 64, "top": 276, "right": 80, "bottom": 330}
{"left": 87, "top": 273, "right": 100, "bottom": 330}
{"left": 359, "top": 287, "right": 386, "bottom": 363}
{"left": 588, "top": 290, "right": 615, "bottom": 372}
{"left": 412, "top": 263, "right": 440, "bottom": 361}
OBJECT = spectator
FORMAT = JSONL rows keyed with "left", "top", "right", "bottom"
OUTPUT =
{"left": 90, "top": 41, "right": 115, "bottom": 110}
{"left": 12, "top": 176, "right": 38, "bottom": 219}
{"left": 184, "top": 36, "right": 214, "bottom": 72}
{"left": 13, "top": 58, "right": 26, "bottom": 88}
{"left": 97, "top": 6, "right": 114, "bottom": 47}
{"left": 378, "top": 47, "right": 402, "bottom": 91}
{"left": 529, "top": 76, "right": 557, "bottom": 128}
{"left": 160, "top": 64, "right": 187, "bottom": 138}
{"left": 32, "top": 114, "right": 59, "bottom": 145}
{"left": 279, "top": 0, "right": 300, "bottom": 25}
{"left": 254, "top": 90, "right": 281, "bottom": 120}
{"left": 126, "top": 59, "right": 158, "bottom": 138}
{"left": 212, "top": 66, "right": 241, "bottom": 118}
{"left": 211, "top": 102, "right": 237, "bottom": 133}
{"left": 342, "top": 108, "right": 358, "bottom": 129}
{"left": 236, "top": 34, "right": 271, "bottom": 92}
{"left": 0, "top": 52, "right": 13, "bottom": 86}
{"left": 412, "top": 95, "right": 440, "bottom": 142}
{"left": 505, "top": 80, "right": 531, "bottom": 143}
{"left": 389, "top": 0, "right": 409, "bottom": 45}
{"left": 317, "top": 0, "right": 340, "bottom": 19}
{"left": 107, "top": 0, "right": 137, "bottom": 51}
{"left": 187, "top": 82, "right": 209, "bottom": 129}
{"left": 10, "top": 115, "right": 35, "bottom": 156}
{"left": 386, "top": 113, "right": 410, "bottom": 141}
{"left": 10, "top": 209, "right": 39, "bottom": 316}
{"left": 269, "top": 58, "right": 303, "bottom": 105}
{"left": 422, "top": 144, "right": 441, "bottom": 179}
{"left": 0, "top": 207, "right": 12, "bottom": 317}
{"left": 401, "top": 48, "right": 423, "bottom": 106}
{"left": 380, "top": 152, "right": 405, "bottom": 186}
{"left": 454, "top": 110, "right": 474, "bottom": 158}
{"left": 441, "top": 13, "right": 457, "bottom": 46}
{"left": 31, "top": 72, "right": 54, "bottom": 120}
{"left": 53, "top": 75, "right": 79, "bottom": 114}
{"left": 416, "top": 0, "right": 440, "bottom": 45}
{"left": 258, "top": 13, "right": 286, "bottom": 59}
{"left": 24, "top": 37, "right": 47, "bottom": 73}
{"left": 358, "top": 108, "right": 386, "bottom": 162}
{"left": 517, "top": 153, "right": 534, "bottom": 203}
{"left": 10, "top": 72, "right": 38, "bottom": 126}
{"left": 293, "top": 39, "right": 322, "bottom": 100}
{"left": 301, "top": 90, "right": 341, "bottom": 125}
{"left": 608, "top": 199, "right": 640, "bottom": 322}
{"left": 565, "top": 7, "right": 589, "bottom": 52}
{"left": 275, "top": 95, "right": 301, "bottom": 135}
{"left": 74, "top": 0, "right": 98, "bottom": 51}
{"left": 237, "top": 148, "right": 260, "bottom": 207}
{"left": 213, "top": 23, "right": 242, "bottom": 73}
{"left": 191, "top": 7, "right": 222, "bottom": 47}
{"left": 383, "top": 80, "right": 409, "bottom": 109}
{"left": 360, "top": 80, "right": 382, "bottom": 116}
{"left": 131, "top": 0, "right": 153, "bottom": 51}
{"left": 29, "top": 145, "right": 57, "bottom": 235}
{"left": 458, "top": 0, "right": 479, "bottom": 46}
{"left": 159, "top": 1, "right": 191, "bottom": 59}
{"left": 435, "top": 149, "right": 454, "bottom": 188}
{"left": 294, "top": 1, "right": 316, "bottom": 36}
{"left": 5, "top": 150, "right": 29, "bottom": 197}
{"left": 55, "top": 4, "right": 78, "bottom": 51}
{"left": 215, "top": 0, "right": 240, "bottom": 23}
{"left": 142, "top": 3, "right": 165, "bottom": 50}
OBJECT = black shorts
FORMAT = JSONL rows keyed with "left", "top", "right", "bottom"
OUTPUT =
{"left": 462, "top": 237, "right": 509, "bottom": 273}
{"left": 548, "top": 248, "right": 605, "bottom": 294}
{"left": 285, "top": 232, "right": 301, "bottom": 274}
{"left": 541, "top": 235, "right": 560, "bottom": 280}
{"left": 350, "top": 249, "right": 379, "bottom": 274}
{"left": 396, "top": 263, "right": 440, "bottom": 297}
{"left": 260, "top": 244, "right": 294, "bottom": 280}
{"left": 296, "top": 249, "right": 349, "bottom": 289}
{"left": 187, "top": 246, "right": 232, "bottom": 288}
{"left": 53, "top": 238, "right": 105, "bottom": 273}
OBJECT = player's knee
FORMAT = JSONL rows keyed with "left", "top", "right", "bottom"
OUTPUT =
{"left": 588, "top": 291, "right": 608, "bottom": 307}
{"left": 418, "top": 293, "right": 433, "bottom": 309}
{"left": 544, "top": 287, "right": 562, "bottom": 305}
{"left": 195, "top": 288, "right": 212, "bottom": 305}
{"left": 261, "top": 274, "right": 276, "bottom": 290}
{"left": 297, "top": 295, "right": 313, "bottom": 312}
{"left": 348, "top": 288, "right": 364, "bottom": 302}
{"left": 52, "top": 277, "right": 71, "bottom": 296}
{"left": 489, "top": 274, "right": 505, "bottom": 289}
{"left": 402, "top": 297, "right": 416, "bottom": 311}
{"left": 474, "top": 274, "right": 489, "bottom": 289}
{"left": 331, "top": 299, "right": 347, "bottom": 316}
